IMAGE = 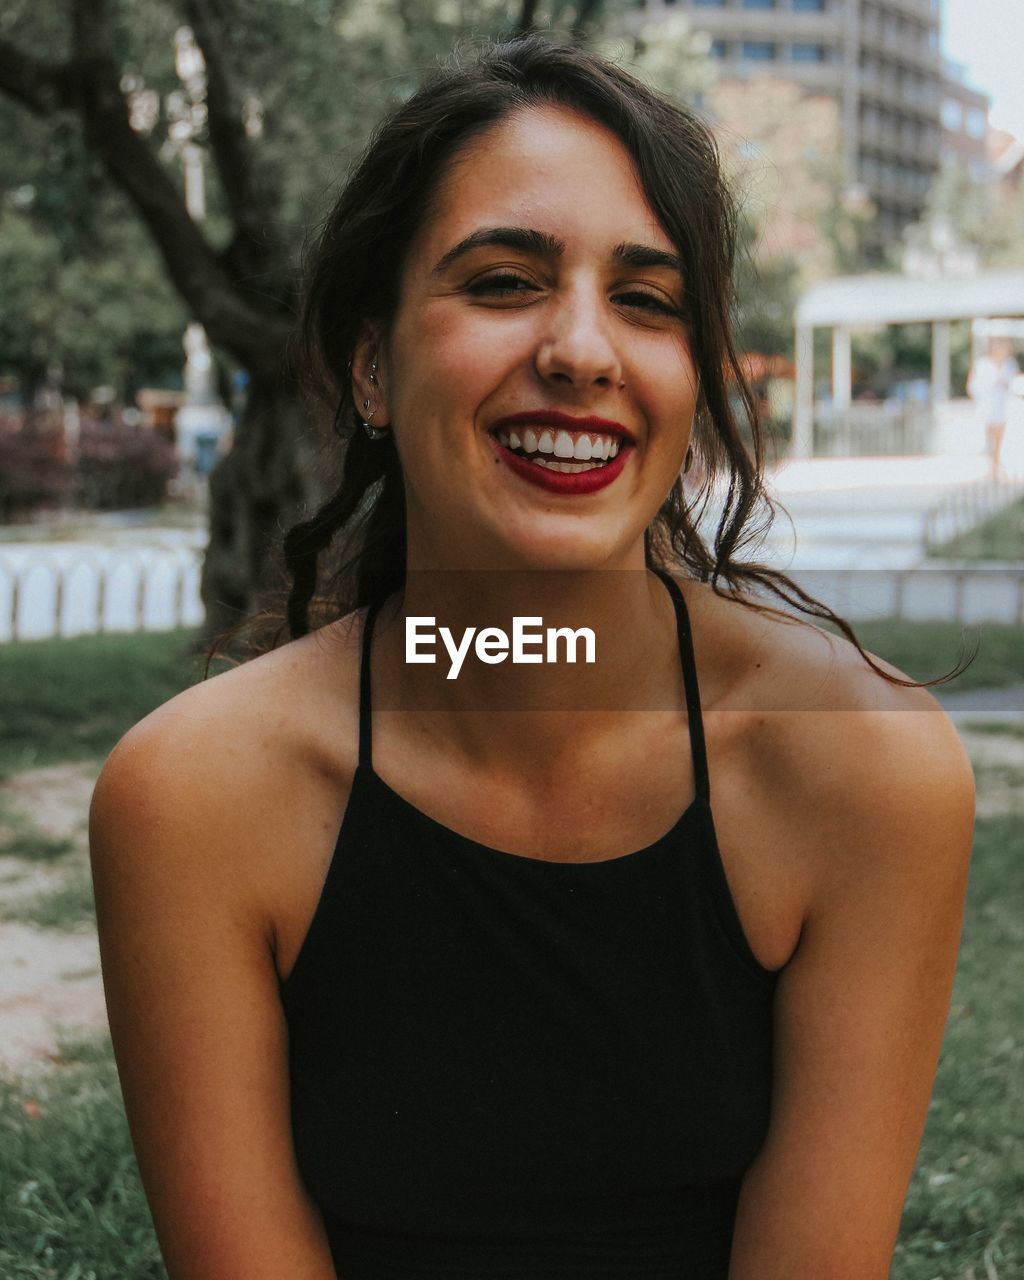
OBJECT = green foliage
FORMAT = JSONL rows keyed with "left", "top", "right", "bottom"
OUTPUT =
{"left": 927, "top": 497, "right": 1024, "bottom": 563}
{"left": 892, "top": 814, "right": 1024, "bottom": 1279}
{"left": 0, "top": 628, "right": 209, "bottom": 776}
{"left": 0, "top": 1038, "right": 166, "bottom": 1279}
{"left": 0, "top": 189, "right": 189, "bottom": 399}
{"left": 839, "top": 616, "right": 1024, "bottom": 692}
{"left": 905, "top": 155, "right": 1024, "bottom": 273}
{"left": 732, "top": 214, "right": 799, "bottom": 359}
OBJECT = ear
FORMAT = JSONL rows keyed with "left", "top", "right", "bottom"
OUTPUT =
{"left": 350, "top": 323, "right": 391, "bottom": 428}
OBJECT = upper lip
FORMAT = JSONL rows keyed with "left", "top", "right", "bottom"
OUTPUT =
{"left": 489, "top": 410, "right": 635, "bottom": 444}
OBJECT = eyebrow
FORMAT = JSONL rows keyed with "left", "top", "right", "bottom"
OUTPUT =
{"left": 431, "top": 225, "right": 684, "bottom": 278}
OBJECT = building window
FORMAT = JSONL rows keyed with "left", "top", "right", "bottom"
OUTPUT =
{"left": 966, "top": 107, "right": 987, "bottom": 138}
{"left": 791, "top": 42, "right": 826, "bottom": 61}
{"left": 710, "top": 39, "right": 729, "bottom": 58}
{"left": 792, "top": 0, "right": 825, "bottom": 9}
{"left": 742, "top": 0, "right": 777, "bottom": 8}
{"left": 941, "top": 100, "right": 962, "bottom": 131}
{"left": 741, "top": 40, "right": 777, "bottom": 58}
{"left": 692, "top": 0, "right": 726, "bottom": 6}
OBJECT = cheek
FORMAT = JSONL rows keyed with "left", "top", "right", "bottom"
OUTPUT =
{"left": 392, "top": 305, "right": 523, "bottom": 415}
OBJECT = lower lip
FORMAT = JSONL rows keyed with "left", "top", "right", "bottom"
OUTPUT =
{"left": 487, "top": 435, "right": 632, "bottom": 495}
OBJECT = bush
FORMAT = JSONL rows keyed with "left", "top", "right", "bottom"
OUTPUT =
{"left": 0, "top": 409, "right": 178, "bottom": 518}
{"left": 73, "top": 416, "right": 178, "bottom": 510}
{"left": 0, "top": 412, "right": 70, "bottom": 521}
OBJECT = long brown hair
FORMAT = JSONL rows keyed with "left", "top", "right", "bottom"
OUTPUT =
{"left": 206, "top": 35, "right": 969, "bottom": 689}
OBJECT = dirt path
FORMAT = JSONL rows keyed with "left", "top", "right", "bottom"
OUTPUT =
{"left": 0, "top": 761, "right": 107, "bottom": 1076}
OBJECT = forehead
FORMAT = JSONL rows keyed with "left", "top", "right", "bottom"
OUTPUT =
{"left": 417, "top": 105, "right": 675, "bottom": 261}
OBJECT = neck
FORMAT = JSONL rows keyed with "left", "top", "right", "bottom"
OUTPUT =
{"left": 371, "top": 566, "right": 687, "bottom": 769}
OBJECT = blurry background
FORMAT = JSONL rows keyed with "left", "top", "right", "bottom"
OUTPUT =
{"left": 0, "top": 3, "right": 1021, "bottom": 1276}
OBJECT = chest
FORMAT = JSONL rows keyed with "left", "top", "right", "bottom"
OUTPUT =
{"left": 273, "top": 706, "right": 806, "bottom": 991}
{"left": 279, "top": 771, "right": 778, "bottom": 1239}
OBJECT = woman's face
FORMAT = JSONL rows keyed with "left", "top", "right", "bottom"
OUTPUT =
{"left": 368, "top": 105, "right": 699, "bottom": 572}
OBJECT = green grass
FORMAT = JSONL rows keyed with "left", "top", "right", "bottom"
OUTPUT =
{"left": 835, "top": 617, "right": 1024, "bottom": 692}
{"left": 892, "top": 814, "right": 1024, "bottom": 1279}
{"left": 0, "top": 865, "right": 96, "bottom": 932}
{"left": 0, "top": 794, "right": 74, "bottom": 862}
{"left": 928, "top": 496, "right": 1024, "bottom": 561}
{"left": 0, "top": 628, "right": 215, "bottom": 777}
{"left": 959, "top": 721, "right": 1024, "bottom": 741}
{"left": 0, "top": 1037, "right": 166, "bottom": 1279}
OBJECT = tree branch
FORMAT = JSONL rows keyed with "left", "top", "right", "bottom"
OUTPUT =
{"left": 61, "top": 0, "right": 289, "bottom": 371}
{"left": 0, "top": 40, "right": 74, "bottom": 115}
{"left": 181, "top": 0, "right": 281, "bottom": 276}
{"left": 515, "top": 0, "right": 540, "bottom": 35}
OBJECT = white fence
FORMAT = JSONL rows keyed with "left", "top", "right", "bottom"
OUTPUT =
{"left": 0, "top": 547, "right": 205, "bottom": 642}
{"left": 783, "top": 565, "right": 1024, "bottom": 626}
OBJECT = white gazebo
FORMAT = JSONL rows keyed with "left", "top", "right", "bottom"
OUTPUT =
{"left": 793, "top": 268, "right": 1024, "bottom": 457}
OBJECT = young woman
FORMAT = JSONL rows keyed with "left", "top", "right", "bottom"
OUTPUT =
{"left": 89, "top": 37, "right": 975, "bottom": 1280}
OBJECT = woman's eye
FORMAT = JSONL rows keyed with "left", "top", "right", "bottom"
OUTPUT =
{"left": 615, "top": 291, "right": 681, "bottom": 317}
{"left": 467, "top": 274, "right": 537, "bottom": 298}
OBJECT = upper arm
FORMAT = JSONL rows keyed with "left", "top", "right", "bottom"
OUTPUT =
{"left": 728, "top": 703, "right": 976, "bottom": 1280}
{"left": 88, "top": 705, "right": 336, "bottom": 1279}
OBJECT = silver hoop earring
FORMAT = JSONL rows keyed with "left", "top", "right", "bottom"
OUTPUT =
{"left": 361, "top": 400, "right": 389, "bottom": 441}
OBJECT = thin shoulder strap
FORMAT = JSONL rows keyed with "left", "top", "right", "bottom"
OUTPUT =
{"left": 652, "top": 568, "right": 711, "bottom": 803}
{"left": 358, "top": 597, "right": 384, "bottom": 770}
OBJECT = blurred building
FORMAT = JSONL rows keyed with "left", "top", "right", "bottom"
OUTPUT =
{"left": 632, "top": 0, "right": 987, "bottom": 257}
{"left": 940, "top": 59, "right": 991, "bottom": 181}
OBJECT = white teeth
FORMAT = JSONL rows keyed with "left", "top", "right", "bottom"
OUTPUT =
{"left": 493, "top": 426, "right": 626, "bottom": 460}
{"left": 553, "top": 430, "right": 575, "bottom": 459}
{"left": 530, "top": 457, "right": 608, "bottom": 473}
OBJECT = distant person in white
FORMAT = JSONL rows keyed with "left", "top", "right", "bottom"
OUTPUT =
{"left": 967, "top": 337, "right": 1020, "bottom": 478}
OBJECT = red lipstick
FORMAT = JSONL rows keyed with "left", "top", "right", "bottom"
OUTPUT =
{"left": 486, "top": 410, "right": 634, "bottom": 496}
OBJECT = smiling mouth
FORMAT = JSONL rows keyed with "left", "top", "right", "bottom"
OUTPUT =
{"left": 491, "top": 425, "right": 623, "bottom": 472}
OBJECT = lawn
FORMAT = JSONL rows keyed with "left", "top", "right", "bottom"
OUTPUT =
{"left": 0, "top": 628, "right": 218, "bottom": 776}
{"left": 829, "top": 616, "right": 1024, "bottom": 692}
{"left": 928, "top": 496, "right": 1024, "bottom": 562}
{"left": 0, "top": 628, "right": 1021, "bottom": 1277}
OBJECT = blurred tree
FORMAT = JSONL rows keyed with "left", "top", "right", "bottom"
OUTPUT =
{"left": 709, "top": 78, "right": 874, "bottom": 288}
{"left": 0, "top": 91, "right": 187, "bottom": 401}
{"left": 904, "top": 155, "right": 1024, "bottom": 270}
{"left": 0, "top": 0, "right": 612, "bottom": 637}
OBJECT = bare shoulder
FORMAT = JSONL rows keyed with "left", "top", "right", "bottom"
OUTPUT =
{"left": 678, "top": 573, "right": 976, "bottom": 891}
{"left": 89, "top": 610, "right": 366, "bottom": 943}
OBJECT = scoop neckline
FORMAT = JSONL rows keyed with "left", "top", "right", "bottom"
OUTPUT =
{"left": 360, "top": 761, "right": 707, "bottom": 870}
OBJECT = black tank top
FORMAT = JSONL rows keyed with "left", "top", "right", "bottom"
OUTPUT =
{"left": 280, "top": 569, "right": 779, "bottom": 1279}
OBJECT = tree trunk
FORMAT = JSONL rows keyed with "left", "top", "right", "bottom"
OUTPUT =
{"left": 199, "top": 369, "right": 325, "bottom": 644}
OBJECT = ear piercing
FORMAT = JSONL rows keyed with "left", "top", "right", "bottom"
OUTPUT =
{"left": 362, "top": 357, "right": 389, "bottom": 440}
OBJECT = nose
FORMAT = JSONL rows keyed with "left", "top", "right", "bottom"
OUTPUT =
{"left": 534, "top": 285, "right": 624, "bottom": 391}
